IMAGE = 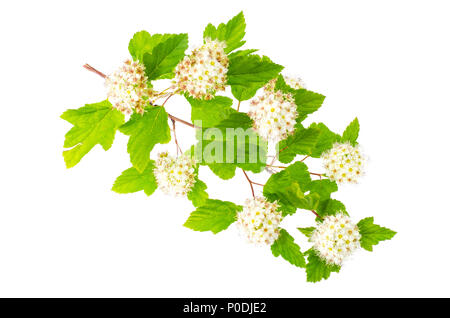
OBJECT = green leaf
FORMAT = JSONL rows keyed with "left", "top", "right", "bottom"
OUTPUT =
{"left": 228, "top": 49, "right": 258, "bottom": 59}
{"left": 294, "top": 89, "right": 326, "bottom": 122}
{"left": 357, "top": 217, "right": 396, "bottom": 252}
{"left": 298, "top": 227, "right": 316, "bottom": 238}
{"left": 306, "top": 179, "right": 338, "bottom": 202}
{"left": 187, "top": 178, "right": 209, "bottom": 207}
{"left": 112, "top": 161, "right": 157, "bottom": 196}
{"left": 305, "top": 250, "right": 340, "bottom": 283}
{"left": 227, "top": 54, "right": 283, "bottom": 101}
{"left": 61, "top": 100, "right": 125, "bottom": 168}
{"left": 187, "top": 95, "right": 236, "bottom": 128}
{"left": 271, "top": 229, "right": 306, "bottom": 268}
{"left": 308, "top": 123, "right": 341, "bottom": 158}
{"left": 184, "top": 199, "right": 242, "bottom": 234}
{"left": 203, "top": 11, "right": 246, "bottom": 53}
{"left": 119, "top": 106, "right": 171, "bottom": 172}
{"left": 277, "top": 126, "right": 321, "bottom": 164}
{"left": 194, "top": 113, "right": 267, "bottom": 174}
{"left": 128, "top": 31, "right": 173, "bottom": 62}
{"left": 341, "top": 117, "right": 360, "bottom": 146}
{"left": 143, "top": 33, "right": 188, "bottom": 80}
{"left": 263, "top": 162, "right": 312, "bottom": 216}
{"left": 316, "top": 199, "right": 347, "bottom": 219}
{"left": 207, "top": 163, "right": 237, "bottom": 180}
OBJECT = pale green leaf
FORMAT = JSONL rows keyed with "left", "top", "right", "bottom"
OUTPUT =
{"left": 341, "top": 117, "right": 360, "bottom": 146}
{"left": 61, "top": 100, "right": 125, "bottom": 168}
{"left": 143, "top": 33, "right": 188, "bottom": 80}
{"left": 277, "top": 126, "right": 321, "bottom": 164}
{"left": 306, "top": 249, "right": 340, "bottom": 283}
{"left": 227, "top": 54, "right": 283, "bottom": 101}
{"left": 271, "top": 229, "right": 306, "bottom": 268}
{"left": 203, "top": 11, "right": 246, "bottom": 53}
{"left": 357, "top": 217, "right": 396, "bottom": 251}
{"left": 298, "top": 227, "right": 316, "bottom": 238}
{"left": 187, "top": 95, "right": 236, "bottom": 128}
{"left": 119, "top": 106, "right": 171, "bottom": 172}
{"left": 184, "top": 199, "right": 242, "bottom": 234}
{"left": 128, "top": 31, "right": 173, "bottom": 62}
{"left": 187, "top": 178, "right": 209, "bottom": 207}
{"left": 112, "top": 161, "right": 157, "bottom": 196}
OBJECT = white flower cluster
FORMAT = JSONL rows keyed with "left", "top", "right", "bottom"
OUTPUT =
{"left": 236, "top": 197, "right": 282, "bottom": 245}
{"left": 105, "top": 59, "right": 154, "bottom": 115}
{"left": 248, "top": 79, "right": 298, "bottom": 142}
{"left": 321, "top": 142, "right": 366, "bottom": 184}
{"left": 311, "top": 213, "right": 361, "bottom": 265}
{"left": 153, "top": 152, "right": 196, "bottom": 196}
{"left": 283, "top": 75, "right": 306, "bottom": 90}
{"left": 175, "top": 38, "right": 229, "bottom": 100}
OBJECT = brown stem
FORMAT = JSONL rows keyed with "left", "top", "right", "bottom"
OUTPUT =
{"left": 169, "top": 114, "right": 195, "bottom": 128}
{"left": 171, "top": 119, "right": 182, "bottom": 156}
{"left": 311, "top": 210, "right": 323, "bottom": 220}
{"left": 237, "top": 101, "right": 241, "bottom": 112}
{"left": 83, "top": 64, "right": 196, "bottom": 129}
{"left": 242, "top": 169, "right": 255, "bottom": 198}
{"left": 300, "top": 155, "right": 310, "bottom": 162}
{"left": 83, "top": 64, "right": 106, "bottom": 78}
{"left": 250, "top": 181, "right": 265, "bottom": 186}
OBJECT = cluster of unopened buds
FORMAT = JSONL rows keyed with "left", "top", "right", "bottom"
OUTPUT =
{"left": 105, "top": 59, "right": 155, "bottom": 114}
{"left": 175, "top": 38, "right": 229, "bottom": 100}
{"left": 236, "top": 197, "right": 282, "bottom": 245}
{"left": 153, "top": 152, "right": 196, "bottom": 196}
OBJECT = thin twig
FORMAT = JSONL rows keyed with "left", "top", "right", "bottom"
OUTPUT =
{"left": 83, "top": 64, "right": 106, "bottom": 78}
{"left": 300, "top": 155, "right": 310, "bottom": 162}
{"left": 242, "top": 169, "right": 255, "bottom": 198}
{"left": 311, "top": 210, "right": 323, "bottom": 220}
{"left": 250, "top": 181, "right": 265, "bottom": 187}
{"left": 171, "top": 119, "right": 182, "bottom": 156}
{"left": 83, "top": 63, "right": 196, "bottom": 129}
{"left": 237, "top": 101, "right": 241, "bottom": 112}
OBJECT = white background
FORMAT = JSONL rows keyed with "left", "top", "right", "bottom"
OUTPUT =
{"left": 0, "top": 0, "right": 449, "bottom": 297}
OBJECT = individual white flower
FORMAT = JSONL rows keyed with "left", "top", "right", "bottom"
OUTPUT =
{"left": 105, "top": 59, "right": 155, "bottom": 115}
{"left": 236, "top": 197, "right": 282, "bottom": 245}
{"left": 311, "top": 213, "right": 361, "bottom": 265}
{"left": 174, "top": 38, "right": 229, "bottom": 100}
{"left": 283, "top": 75, "right": 306, "bottom": 90}
{"left": 248, "top": 80, "right": 298, "bottom": 142}
{"left": 321, "top": 142, "right": 366, "bottom": 184}
{"left": 153, "top": 152, "right": 196, "bottom": 196}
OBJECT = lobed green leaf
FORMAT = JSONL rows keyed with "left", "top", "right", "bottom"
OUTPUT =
{"left": 61, "top": 100, "right": 125, "bottom": 168}
{"left": 184, "top": 199, "right": 242, "bottom": 234}
{"left": 271, "top": 229, "right": 306, "bottom": 268}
